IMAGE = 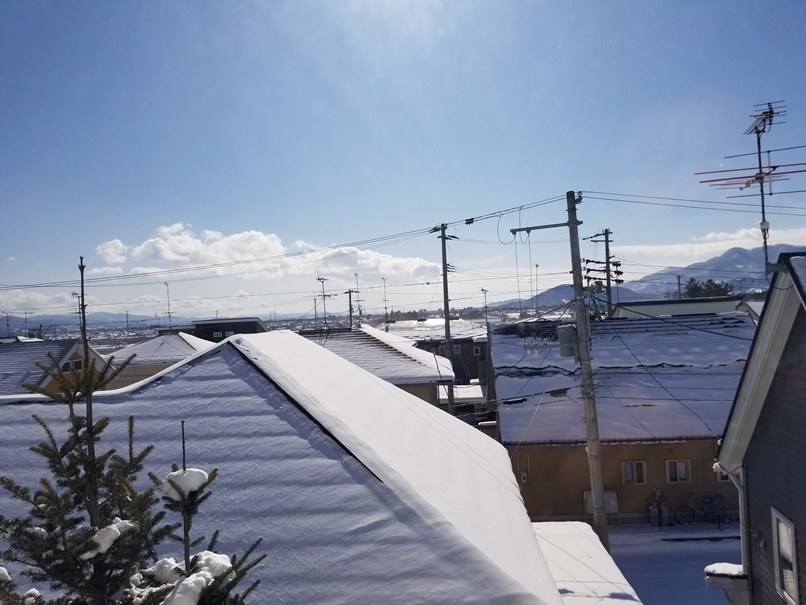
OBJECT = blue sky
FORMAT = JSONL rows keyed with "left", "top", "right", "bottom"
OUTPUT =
{"left": 2, "top": 1, "right": 805, "bottom": 321}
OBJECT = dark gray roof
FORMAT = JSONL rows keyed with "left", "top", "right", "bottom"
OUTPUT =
{"left": 0, "top": 339, "right": 80, "bottom": 395}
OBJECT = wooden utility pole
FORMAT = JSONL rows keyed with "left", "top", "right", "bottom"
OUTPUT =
{"left": 566, "top": 191, "right": 609, "bottom": 551}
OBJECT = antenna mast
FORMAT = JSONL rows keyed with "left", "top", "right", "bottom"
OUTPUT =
{"left": 697, "top": 101, "right": 806, "bottom": 273}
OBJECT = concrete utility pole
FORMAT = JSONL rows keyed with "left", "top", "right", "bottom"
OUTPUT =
{"left": 344, "top": 289, "right": 358, "bottom": 329}
{"left": 566, "top": 191, "right": 609, "bottom": 551}
{"left": 435, "top": 223, "right": 456, "bottom": 415}
{"left": 589, "top": 229, "right": 614, "bottom": 317}
{"left": 510, "top": 193, "right": 609, "bottom": 551}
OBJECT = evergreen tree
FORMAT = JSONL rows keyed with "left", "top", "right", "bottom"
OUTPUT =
{"left": 683, "top": 277, "right": 734, "bottom": 298}
{"left": 0, "top": 258, "right": 264, "bottom": 604}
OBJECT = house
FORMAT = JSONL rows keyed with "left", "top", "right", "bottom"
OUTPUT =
{"left": 0, "top": 330, "right": 630, "bottom": 604}
{"left": 382, "top": 318, "right": 490, "bottom": 385}
{"left": 492, "top": 310, "right": 756, "bottom": 521}
{"left": 710, "top": 252, "right": 806, "bottom": 605}
{"left": 189, "top": 317, "right": 270, "bottom": 342}
{"left": 0, "top": 339, "right": 105, "bottom": 396}
{"left": 103, "top": 332, "right": 215, "bottom": 389}
{"left": 300, "top": 324, "right": 455, "bottom": 407}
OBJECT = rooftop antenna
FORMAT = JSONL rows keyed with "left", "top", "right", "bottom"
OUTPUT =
{"left": 697, "top": 101, "right": 806, "bottom": 273}
{"left": 165, "top": 282, "right": 172, "bottom": 329}
{"left": 382, "top": 277, "right": 389, "bottom": 330}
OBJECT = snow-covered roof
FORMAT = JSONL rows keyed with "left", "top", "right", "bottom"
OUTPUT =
{"left": 495, "top": 312, "right": 756, "bottom": 443}
{"left": 533, "top": 522, "right": 641, "bottom": 604}
{"left": 0, "top": 331, "right": 562, "bottom": 604}
{"left": 301, "top": 324, "right": 454, "bottom": 384}
{"left": 0, "top": 339, "right": 86, "bottom": 395}
{"left": 105, "top": 332, "right": 215, "bottom": 365}
{"left": 382, "top": 317, "right": 488, "bottom": 341}
{"left": 718, "top": 253, "right": 806, "bottom": 473}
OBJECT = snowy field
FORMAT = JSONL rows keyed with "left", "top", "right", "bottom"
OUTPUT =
{"left": 609, "top": 523, "right": 741, "bottom": 605}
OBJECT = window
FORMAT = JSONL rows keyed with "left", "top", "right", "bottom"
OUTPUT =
{"left": 452, "top": 344, "right": 461, "bottom": 354}
{"left": 438, "top": 345, "right": 446, "bottom": 354}
{"left": 622, "top": 461, "right": 646, "bottom": 485}
{"left": 60, "top": 359, "right": 83, "bottom": 372}
{"left": 473, "top": 345, "right": 481, "bottom": 357}
{"left": 666, "top": 459, "right": 691, "bottom": 484}
{"left": 716, "top": 469, "right": 731, "bottom": 483}
{"left": 772, "top": 508, "right": 799, "bottom": 604}
{"left": 213, "top": 331, "right": 223, "bottom": 338}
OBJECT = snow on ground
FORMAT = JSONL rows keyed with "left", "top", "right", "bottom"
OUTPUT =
{"left": 609, "top": 522, "right": 741, "bottom": 605}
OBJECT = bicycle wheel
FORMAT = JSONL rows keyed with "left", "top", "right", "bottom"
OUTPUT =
{"left": 706, "top": 504, "right": 727, "bottom": 524}
{"left": 675, "top": 505, "right": 694, "bottom": 524}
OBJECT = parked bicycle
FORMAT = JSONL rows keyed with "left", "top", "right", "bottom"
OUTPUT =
{"left": 674, "top": 493, "right": 727, "bottom": 524}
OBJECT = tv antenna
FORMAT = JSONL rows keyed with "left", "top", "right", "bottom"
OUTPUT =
{"left": 696, "top": 101, "right": 806, "bottom": 272}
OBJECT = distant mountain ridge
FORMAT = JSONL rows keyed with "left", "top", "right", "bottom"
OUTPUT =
{"left": 494, "top": 243, "right": 803, "bottom": 309}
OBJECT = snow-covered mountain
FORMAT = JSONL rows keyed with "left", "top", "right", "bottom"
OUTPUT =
{"left": 496, "top": 243, "right": 804, "bottom": 309}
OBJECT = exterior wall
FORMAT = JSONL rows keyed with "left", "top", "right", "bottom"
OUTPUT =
{"left": 397, "top": 383, "right": 439, "bottom": 406}
{"left": 745, "top": 312, "right": 806, "bottom": 604}
{"left": 42, "top": 350, "right": 106, "bottom": 394}
{"left": 192, "top": 320, "right": 268, "bottom": 342}
{"left": 106, "top": 363, "right": 175, "bottom": 389}
{"left": 418, "top": 339, "right": 487, "bottom": 385}
{"left": 509, "top": 439, "right": 737, "bottom": 521}
{"left": 613, "top": 297, "right": 743, "bottom": 318}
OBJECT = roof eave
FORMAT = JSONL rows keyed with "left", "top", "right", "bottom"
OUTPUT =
{"left": 718, "top": 266, "right": 802, "bottom": 472}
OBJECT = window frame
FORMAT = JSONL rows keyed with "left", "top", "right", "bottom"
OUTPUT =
{"left": 665, "top": 459, "right": 691, "bottom": 484}
{"left": 772, "top": 508, "right": 799, "bottom": 605}
{"left": 621, "top": 460, "right": 647, "bottom": 486}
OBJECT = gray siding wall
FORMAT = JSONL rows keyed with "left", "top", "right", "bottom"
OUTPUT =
{"left": 745, "top": 310, "right": 806, "bottom": 604}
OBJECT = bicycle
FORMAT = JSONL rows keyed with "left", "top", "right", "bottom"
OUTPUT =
{"left": 674, "top": 493, "right": 727, "bottom": 524}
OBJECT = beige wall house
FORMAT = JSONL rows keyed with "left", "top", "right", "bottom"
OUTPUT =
{"left": 493, "top": 310, "right": 756, "bottom": 522}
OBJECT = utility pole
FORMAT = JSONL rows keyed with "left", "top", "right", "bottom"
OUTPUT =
{"left": 317, "top": 276, "right": 335, "bottom": 327}
{"left": 534, "top": 264, "right": 539, "bottom": 316}
{"left": 677, "top": 275, "right": 682, "bottom": 299}
{"left": 588, "top": 229, "right": 615, "bottom": 317}
{"left": 382, "top": 278, "right": 389, "bottom": 329}
{"left": 354, "top": 273, "right": 363, "bottom": 325}
{"left": 433, "top": 223, "right": 457, "bottom": 415}
{"left": 481, "top": 288, "right": 497, "bottom": 404}
{"left": 344, "top": 289, "right": 358, "bottom": 329}
{"left": 164, "top": 282, "right": 172, "bottom": 329}
{"left": 510, "top": 193, "right": 609, "bottom": 550}
{"left": 567, "top": 192, "right": 609, "bottom": 551}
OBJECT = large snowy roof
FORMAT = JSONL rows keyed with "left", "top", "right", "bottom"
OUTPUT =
{"left": 105, "top": 332, "right": 214, "bottom": 365}
{"left": 0, "top": 331, "right": 561, "bottom": 604}
{"left": 494, "top": 312, "right": 756, "bottom": 443}
{"left": 301, "top": 324, "right": 454, "bottom": 384}
{"left": 0, "top": 339, "right": 81, "bottom": 395}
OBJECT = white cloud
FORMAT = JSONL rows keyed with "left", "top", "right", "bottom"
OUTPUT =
{"left": 105, "top": 224, "right": 439, "bottom": 283}
{"left": 616, "top": 225, "right": 806, "bottom": 266}
{"left": 6, "top": 257, "right": 16, "bottom": 262}
{"left": 96, "top": 239, "right": 129, "bottom": 264}
{"left": 88, "top": 266, "right": 124, "bottom": 276}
